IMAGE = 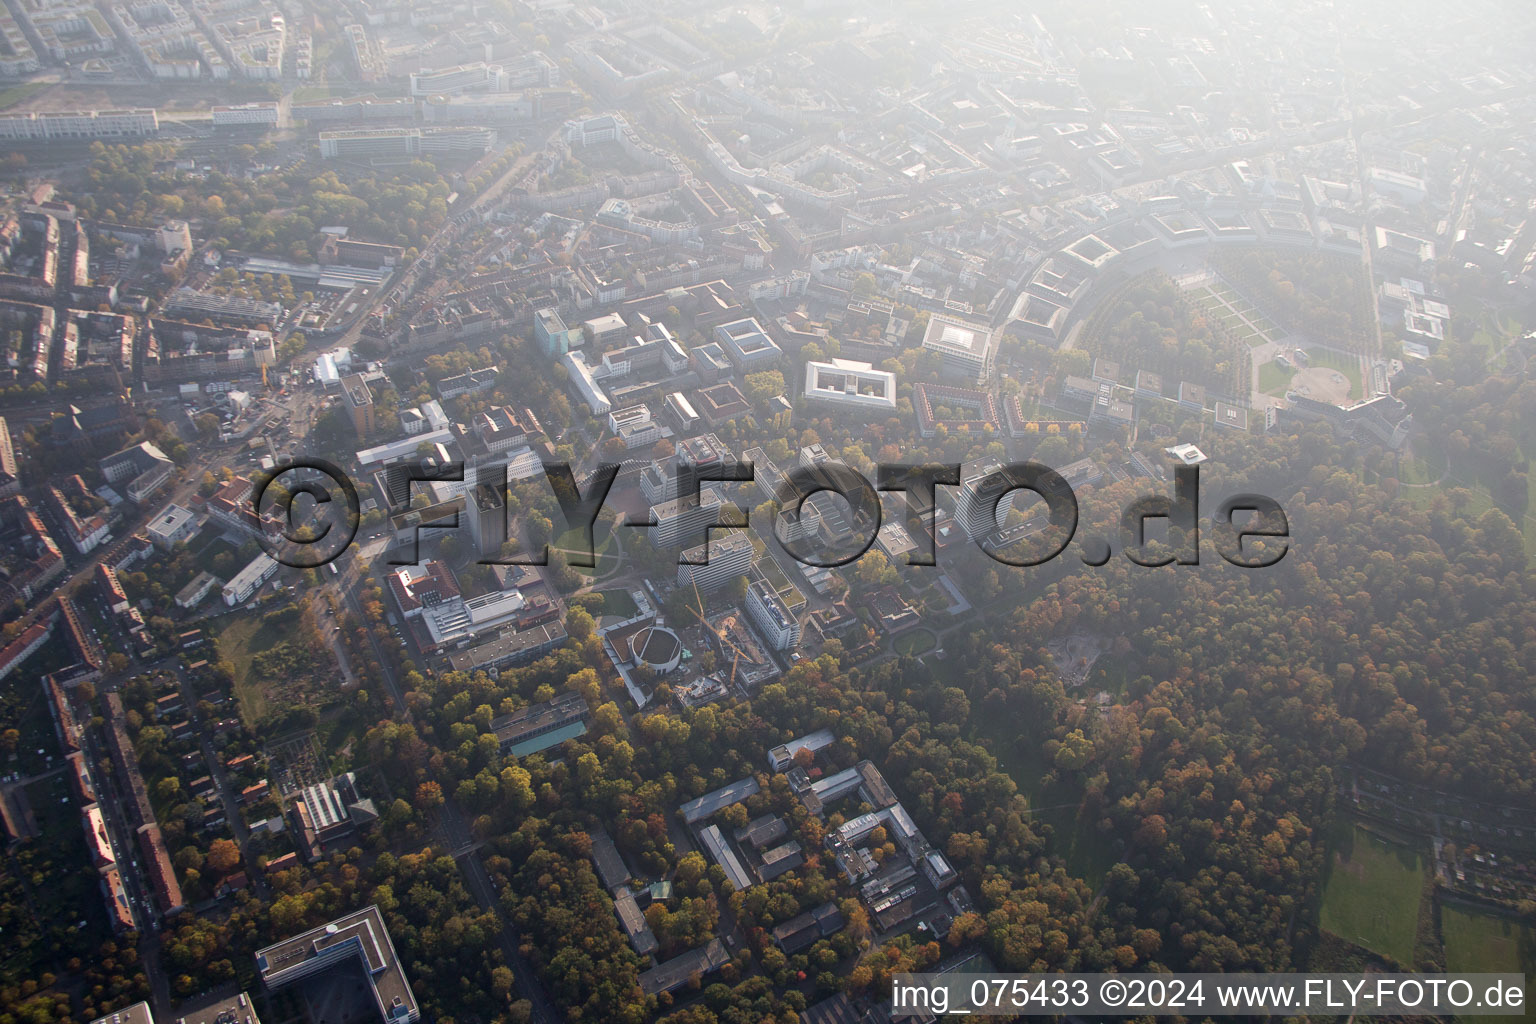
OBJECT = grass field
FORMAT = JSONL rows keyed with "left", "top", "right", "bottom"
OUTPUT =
{"left": 1318, "top": 821, "right": 1424, "bottom": 964}
{"left": 215, "top": 610, "right": 275, "bottom": 725}
{"left": 214, "top": 603, "right": 337, "bottom": 728}
{"left": 1395, "top": 452, "right": 1444, "bottom": 486}
{"left": 1394, "top": 446, "right": 1536, "bottom": 557}
{"left": 1258, "top": 362, "right": 1294, "bottom": 395}
{"left": 893, "top": 628, "right": 936, "bottom": 656}
{"left": 0, "top": 82, "right": 46, "bottom": 111}
{"left": 596, "top": 586, "right": 639, "bottom": 619}
{"left": 553, "top": 520, "right": 619, "bottom": 576}
{"left": 1442, "top": 904, "right": 1534, "bottom": 1024}
{"left": 1083, "top": 650, "right": 1135, "bottom": 696}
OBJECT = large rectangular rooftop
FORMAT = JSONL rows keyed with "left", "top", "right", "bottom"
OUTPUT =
{"left": 254, "top": 905, "right": 419, "bottom": 1024}
{"left": 678, "top": 776, "right": 760, "bottom": 824}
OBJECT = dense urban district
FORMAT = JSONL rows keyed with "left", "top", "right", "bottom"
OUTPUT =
{"left": 0, "top": 0, "right": 1533, "bottom": 1022}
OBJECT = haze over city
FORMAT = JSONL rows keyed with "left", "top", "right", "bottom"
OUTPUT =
{"left": 0, "top": 1, "right": 1532, "bottom": 1022}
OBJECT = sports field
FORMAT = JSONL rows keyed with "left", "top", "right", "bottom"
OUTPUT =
{"left": 1442, "top": 904, "right": 1534, "bottom": 1024}
{"left": 1318, "top": 822, "right": 1424, "bottom": 964}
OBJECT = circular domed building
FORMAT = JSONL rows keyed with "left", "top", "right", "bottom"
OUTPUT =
{"left": 630, "top": 625, "right": 682, "bottom": 675}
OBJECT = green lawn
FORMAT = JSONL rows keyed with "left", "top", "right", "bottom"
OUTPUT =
{"left": 892, "top": 628, "right": 936, "bottom": 656}
{"left": 0, "top": 82, "right": 46, "bottom": 111}
{"left": 214, "top": 611, "right": 272, "bottom": 725}
{"left": 1258, "top": 362, "right": 1294, "bottom": 396}
{"left": 1441, "top": 904, "right": 1534, "bottom": 1024}
{"left": 553, "top": 520, "right": 619, "bottom": 575}
{"left": 1395, "top": 452, "right": 1443, "bottom": 486}
{"left": 596, "top": 587, "right": 639, "bottom": 619}
{"left": 1318, "top": 821, "right": 1424, "bottom": 964}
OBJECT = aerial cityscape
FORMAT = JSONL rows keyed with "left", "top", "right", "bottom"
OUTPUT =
{"left": 0, "top": 0, "right": 1533, "bottom": 1021}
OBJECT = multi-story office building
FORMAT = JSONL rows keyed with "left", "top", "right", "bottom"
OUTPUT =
{"left": 653, "top": 484, "right": 726, "bottom": 548}
{"left": 409, "top": 61, "right": 505, "bottom": 97}
{"left": 746, "top": 580, "right": 800, "bottom": 650}
{"left": 466, "top": 482, "right": 505, "bottom": 558}
{"left": 677, "top": 532, "right": 753, "bottom": 591}
{"left": 534, "top": 307, "right": 580, "bottom": 355}
{"left": 0, "top": 109, "right": 158, "bottom": 141}
{"left": 804, "top": 358, "right": 897, "bottom": 411}
{"left": 640, "top": 433, "right": 735, "bottom": 505}
{"left": 255, "top": 906, "right": 419, "bottom": 1024}
{"left": 609, "top": 405, "right": 663, "bottom": 449}
{"left": 956, "top": 461, "right": 1014, "bottom": 541}
{"left": 475, "top": 405, "right": 534, "bottom": 453}
{"left": 921, "top": 314, "right": 995, "bottom": 381}
{"left": 223, "top": 553, "right": 277, "bottom": 606}
{"left": 714, "top": 318, "right": 782, "bottom": 370}
{"left": 211, "top": 103, "right": 280, "bottom": 127}
{"left": 341, "top": 374, "right": 375, "bottom": 437}
{"left": 317, "top": 126, "right": 495, "bottom": 160}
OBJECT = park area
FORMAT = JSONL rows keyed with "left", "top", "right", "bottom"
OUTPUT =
{"left": 553, "top": 520, "right": 621, "bottom": 578}
{"left": 1318, "top": 821, "right": 1425, "bottom": 964}
{"left": 1187, "top": 280, "right": 1283, "bottom": 348}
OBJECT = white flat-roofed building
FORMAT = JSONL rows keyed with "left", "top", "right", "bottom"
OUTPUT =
{"left": 652, "top": 483, "right": 725, "bottom": 547}
{"left": 665, "top": 391, "right": 699, "bottom": 432}
{"left": 922, "top": 314, "right": 994, "bottom": 381}
{"left": 677, "top": 531, "right": 753, "bottom": 592}
{"left": 714, "top": 318, "right": 782, "bottom": 369}
{"left": 212, "top": 103, "right": 280, "bottom": 127}
{"left": 0, "top": 108, "right": 158, "bottom": 141}
{"left": 421, "top": 589, "right": 529, "bottom": 648}
{"left": 223, "top": 553, "right": 277, "bottom": 606}
{"left": 804, "top": 358, "right": 896, "bottom": 411}
{"left": 317, "top": 126, "right": 495, "bottom": 160}
{"left": 608, "top": 405, "right": 664, "bottom": 449}
{"left": 768, "top": 727, "right": 835, "bottom": 771}
{"left": 1164, "top": 443, "right": 1208, "bottom": 465}
{"left": 561, "top": 351, "right": 611, "bottom": 415}
{"left": 255, "top": 905, "right": 419, "bottom": 1024}
{"left": 1368, "top": 166, "right": 1427, "bottom": 204}
{"left": 147, "top": 503, "right": 198, "bottom": 549}
{"left": 838, "top": 811, "right": 881, "bottom": 845}
{"left": 746, "top": 580, "right": 799, "bottom": 650}
{"left": 354, "top": 428, "right": 454, "bottom": 470}
{"left": 700, "top": 824, "right": 753, "bottom": 891}
{"left": 87, "top": 1002, "right": 155, "bottom": 1024}
{"left": 409, "top": 61, "right": 504, "bottom": 97}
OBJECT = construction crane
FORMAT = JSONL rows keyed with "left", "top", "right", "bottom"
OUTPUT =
{"left": 688, "top": 576, "right": 747, "bottom": 687}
